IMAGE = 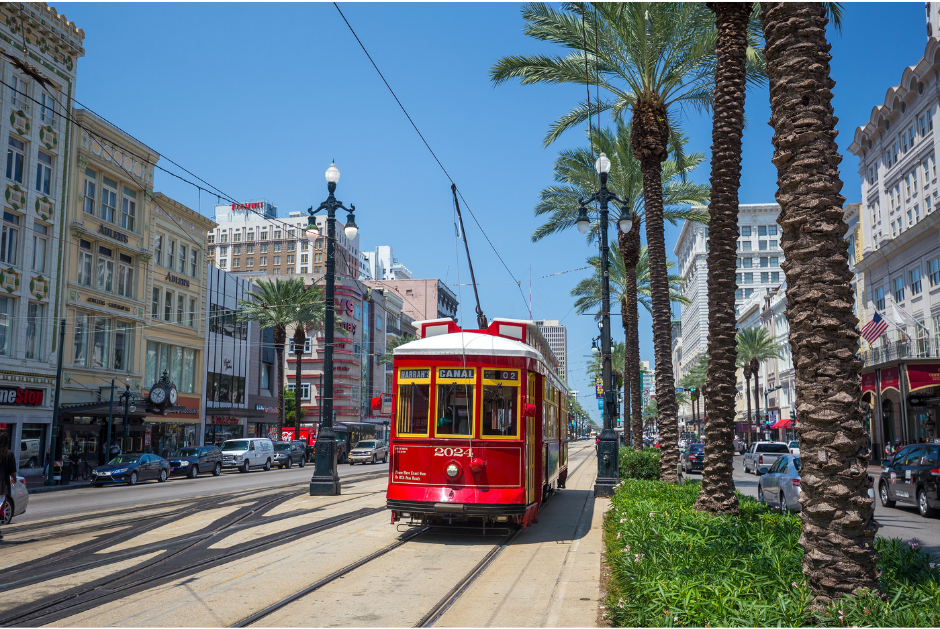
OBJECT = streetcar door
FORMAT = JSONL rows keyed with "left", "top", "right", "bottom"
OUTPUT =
{"left": 526, "top": 414, "right": 536, "bottom": 505}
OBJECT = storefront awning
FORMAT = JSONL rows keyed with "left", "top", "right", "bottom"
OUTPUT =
{"left": 881, "top": 366, "right": 900, "bottom": 393}
{"left": 60, "top": 401, "right": 149, "bottom": 420}
{"left": 906, "top": 363, "right": 940, "bottom": 393}
{"left": 206, "top": 406, "right": 268, "bottom": 418}
{"left": 770, "top": 418, "right": 792, "bottom": 429}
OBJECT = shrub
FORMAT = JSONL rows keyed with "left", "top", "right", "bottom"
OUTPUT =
{"left": 619, "top": 447, "right": 660, "bottom": 480}
{"left": 603, "top": 479, "right": 940, "bottom": 627}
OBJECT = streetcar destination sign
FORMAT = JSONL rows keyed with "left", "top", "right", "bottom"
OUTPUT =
{"left": 439, "top": 368, "right": 474, "bottom": 379}
{"left": 399, "top": 369, "right": 430, "bottom": 380}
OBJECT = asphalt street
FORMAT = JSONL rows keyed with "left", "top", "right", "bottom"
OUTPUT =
{"left": 16, "top": 460, "right": 389, "bottom": 524}
{"left": 721, "top": 453, "right": 940, "bottom": 560}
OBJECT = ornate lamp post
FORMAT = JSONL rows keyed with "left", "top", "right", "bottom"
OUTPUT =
{"left": 307, "top": 162, "right": 358, "bottom": 496}
{"left": 575, "top": 152, "right": 633, "bottom": 498}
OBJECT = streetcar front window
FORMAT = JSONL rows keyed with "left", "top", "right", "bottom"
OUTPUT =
{"left": 397, "top": 383, "right": 430, "bottom": 436}
{"left": 482, "top": 384, "right": 518, "bottom": 437}
{"left": 436, "top": 383, "right": 473, "bottom": 435}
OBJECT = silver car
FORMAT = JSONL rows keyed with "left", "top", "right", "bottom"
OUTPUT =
{"left": 3, "top": 475, "right": 29, "bottom": 524}
{"left": 348, "top": 440, "right": 388, "bottom": 465}
{"left": 757, "top": 454, "right": 803, "bottom": 512}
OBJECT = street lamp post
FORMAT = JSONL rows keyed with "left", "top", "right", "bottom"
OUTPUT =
{"left": 575, "top": 152, "right": 633, "bottom": 498}
{"left": 45, "top": 318, "right": 66, "bottom": 486}
{"left": 121, "top": 380, "right": 137, "bottom": 448}
{"left": 307, "top": 162, "right": 358, "bottom": 496}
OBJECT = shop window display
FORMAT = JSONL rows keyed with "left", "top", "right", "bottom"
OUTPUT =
{"left": 18, "top": 423, "right": 46, "bottom": 470}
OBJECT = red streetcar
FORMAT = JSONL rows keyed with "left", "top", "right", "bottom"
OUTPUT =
{"left": 386, "top": 318, "right": 569, "bottom": 529}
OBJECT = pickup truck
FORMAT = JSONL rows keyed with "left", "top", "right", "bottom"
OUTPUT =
{"left": 743, "top": 441, "right": 791, "bottom": 475}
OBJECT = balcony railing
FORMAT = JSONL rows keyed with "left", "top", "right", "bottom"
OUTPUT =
{"left": 861, "top": 338, "right": 940, "bottom": 367}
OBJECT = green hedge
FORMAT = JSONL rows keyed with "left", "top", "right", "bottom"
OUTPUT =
{"left": 618, "top": 447, "right": 661, "bottom": 481}
{"left": 603, "top": 479, "right": 940, "bottom": 627}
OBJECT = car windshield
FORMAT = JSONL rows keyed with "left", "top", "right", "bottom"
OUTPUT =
{"left": 355, "top": 441, "right": 376, "bottom": 449}
{"left": 274, "top": 443, "right": 291, "bottom": 451}
{"left": 756, "top": 444, "right": 790, "bottom": 453}
{"left": 108, "top": 455, "right": 140, "bottom": 465}
{"left": 789, "top": 441, "right": 799, "bottom": 448}
{"left": 689, "top": 444, "right": 704, "bottom": 453}
{"left": 221, "top": 440, "right": 248, "bottom": 451}
{"left": 173, "top": 448, "right": 200, "bottom": 457}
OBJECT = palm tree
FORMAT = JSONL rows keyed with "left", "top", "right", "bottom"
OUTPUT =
{"left": 238, "top": 278, "right": 318, "bottom": 437}
{"left": 378, "top": 334, "right": 417, "bottom": 366}
{"left": 736, "top": 327, "right": 782, "bottom": 431}
{"left": 289, "top": 281, "right": 329, "bottom": 441}
{"left": 760, "top": 2, "right": 877, "bottom": 600}
{"left": 536, "top": 123, "right": 708, "bottom": 452}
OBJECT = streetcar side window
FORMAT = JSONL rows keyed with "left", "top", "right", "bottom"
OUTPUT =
{"left": 397, "top": 383, "right": 430, "bottom": 436}
{"left": 482, "top": 369, "right": 520, "bottom": 438}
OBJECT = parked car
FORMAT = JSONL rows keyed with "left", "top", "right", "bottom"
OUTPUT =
{"left": 19, "top": 438, "right": 40, "bottom": 468}
{"left": 167, "top": 446, "right": 223, "bottom": 478}
{"left": 273, "top": 441, "right": 306, "bottom": 469}
{"left": 733, "top": 438, "right": 746, "bottom": 455}
{"left": 681, "top": 442, "right": 705, "bottom": 474}
{"left": 221, "top": 438, "right": 274, "bottom": 473}
{"left": 743, "top": 441, "right": 790, "bottom": 474}
{"left": 2, "top": 475, "right": 29, "bottom": 524}
{"left": 92, "top": 454, "right": 170, "bottom": 486}
{"left": 757, "top": 454, "right": 803, "bottom": 512}
{"left": 348, "top": 440, "right": 388, "bottom": 465}
{"left": 878, "top": 442, "right": 940, "bottom": 517}
{"left": 788, "top": 440, "right": 801, "bottom": 456}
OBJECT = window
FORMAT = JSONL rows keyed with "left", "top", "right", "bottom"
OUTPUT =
{"left": 72, "top": 311, "right": 88, "bottom": 365}
{"left": 219, "top": 259, "right": 226, "bottom": 268}
{"left": 736, "top": 273, "right": 742, "bottom": 284}
{"left": 911, "top": 267, "right": 923, "bottom": 295}
{"left": 933, "top": 154, "right": 937, "bottom": 179}
{"left": 273, "top": 256, "right": 280, "bottom": 265}
{"left": 100, "top": 177, "right": 117, "bottom": 223}
{"left": 247, "top": 244, "right": 254, "bottom": 254}
{"left": 189, "top": 297, "right": 196, "bottom": 327}
{"left": 736, "top": 258, "right": 741, "bottom": 268}
{"left": 151, "top": 287, "right": 160, "bottom": 318}
{"left": 287, "top": 254, "right": 295, "bottom": 264}
{"left": 178, "top": 244, "right": 187, "bottom": 273}
{"left": 894, "top": 276, "right": 905, "bottom": 303}
{"left": 744, "top": 273, "right": 753, "bottom": 284}
{"left": 121, "top": 187, "right": 137, "bottom": 231}
{"left": 301, "top": 267, "right": 308, "bottom": 274}
{"left": 741, "top": 226, "right": 752, "bottom": 237}
{"left": 78, "top": 239, "right": 92, "bottom": 286}
{"left": 25, "top": 301, "right": 43, "bottom": 360}
{"left": 260, "top": 256, "right": 267, "bottom": 265}
{"left": 165, "top": 289, "right": 173, "bottom": 322}
{"left": 91, "top": 317, "right": 111, "bottom": 369}
{"left": 233, "top": 232, "right": 241, "bottom": 243}
{"left": 113, "top": 321, "right": 133, "bottom": 371}
{"left": 929, "top": 257, "right": 940, "bottom": 286}
{"left": 274, "top": 230, "right": 281, "bottom": 239}
{"left": 38, "top": 91, "right": 54, "bottom": 124}
{"left": 757, "top": 225, "right": 767, "bottom": 237}
{"left": 398, "top": 369, "right": 431, "bottom": 436}
{"left": 167, "top": 239, "right": 175, "bottom": 270}
{"left": 288, "top": 242, "right": 295, "bottom": 252}
{"left": 288, "top": 229, "right": 295, "bottom": 238}
{"left": 220, "top": 233, "right": 228, "bottom": 243}
{"left": 274, "top": 243, "right": 281, "bottom": 253}
{"left": 35, "top": 151, "right": 52, "bottom": 195}
{"left": 81, "top": 168, "right": 97, "bottom": 216}
{"left": 482, "top": 370, "right": 520, "bottom": 438}
{"left": 908, "top": 209, "right": 914, "bottom": 225}
{"left": 288, "top": 336, "right": 313, "bottom": 354}
{"left": 247, "top": 258, "right": 254, "bottom": 267}
{"left": 771, "top": 272, "right": 780, "bottom": 283}
{"left": 922, "top": 114, "right": 928, "bottom": 137}
{"left": 10, "top": 75, "right": 27, "bottom": 109}
{"left": 145, "top": 341, "right": 197, "bottom": 393}
{"left": 177, "top": 294, "right": 185, "bottom": 324}
{"left": 770, "top": 256, "right": 779, "bottom": 267}
{"left": 907, "top": 174, "right": 912, "bottom": 197}
{"left": 247, "top": 231, "right": 254, "bottom": 241}
{"left": 285, "top": 383, "right": 311, "bottom": 400}
{"left": 914, "top": 171, "right": 919, "bottom": 195}
{"left": 232, "top": 245, "right": 240, "bottom": 256}
{"left": 260, "top": 243, "right": 268, "bottom": 253}
{"left": 314, "top": 239, "right": 322, "bottom": 250}
{"left": 928, "top": 197, "right": 933, "bottom": 213}
{"left": 117, "top": 253, "right": 134, "bottom": 298}
{"left": 761, "top": 272, "right": 769, "bottom": 283}
{"left": 191, "top": 250, "right": 198, "bottom": 277}
{"left": 735, "top": 289, "right": 743, "bottom": 300}
{"left": 233, "top": 258, "right": 240, "bottom": 268}
{"left": 759, "top": 240, "right": 767, "bottom": 251}
{"left": 31, "top": 222, "right": 46, "bottom": 273}
{"left": 744, "top": 288, "right": 753, "bottom": 298}
{"left": 314, "top": 266, "right": 321, "bottom": 274}
{"left": 314, "top": 253, "right": 323, "bottom": 263}
{"left": 742, "top": 241, "right": 751, "bottom": 252}
{"left": 302, "top": 241, "right": 309, "bottom": 251}
{"left": 742, "top": 257, "right": 752, "bottom": 268}
{"left": 5, "top": 136, "right": 24, "bottom": 183}
{"left": 260, "top": 230, "right": 268, "bottom": 241}
{"left": 96, "top": 247, "right": 114, "bottom": 293}
{"left": 154, "top": 234, "right": 163, "bottom": 266}
{"left": 769, "top": 240, "right": 777, "bottom": 249}
{"left": 301, "top": 254, "right": 308, "bottom": 264}
{"left": 208, "top": 234, "right": 215, "bottom": 244}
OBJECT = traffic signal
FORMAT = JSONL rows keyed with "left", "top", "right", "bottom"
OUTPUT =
{"left": 689, "top": 386, "right": 699, "bottom": 401}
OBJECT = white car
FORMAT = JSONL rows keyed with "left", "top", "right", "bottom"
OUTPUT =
{"left": 3, "top": 475, "right": 29, "bottom": 524}
{"left": 220, "top": 438, "right": 274, "bottom": 473}
{"left": 788, "top": 440, "right": 800, "bottom": 456}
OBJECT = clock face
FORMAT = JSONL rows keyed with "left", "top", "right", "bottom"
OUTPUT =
{"left": 150, "top": 386, "right": 167, "bottom": 405}
{"left": 169, "top": 386, "right": 178, "bottom": 405}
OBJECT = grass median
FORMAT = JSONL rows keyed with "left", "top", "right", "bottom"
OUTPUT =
{"left": 604, "top": 450, "right": 940, "bottom": 627}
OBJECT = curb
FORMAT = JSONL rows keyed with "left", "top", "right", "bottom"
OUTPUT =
{"left": 26, "top": 482, "right": 93, "bottom": 495}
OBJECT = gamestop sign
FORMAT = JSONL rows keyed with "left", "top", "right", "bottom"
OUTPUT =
{"left": 0, "top": 387, "right": 45, "bottom": 406}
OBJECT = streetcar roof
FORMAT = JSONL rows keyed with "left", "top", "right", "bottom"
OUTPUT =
{"left": 393, "top": 332, "right": 543, "bottom": 362}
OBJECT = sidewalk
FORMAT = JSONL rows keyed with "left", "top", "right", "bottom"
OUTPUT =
{"left": 22, "top": 474, "right": 92, "bottom": 494}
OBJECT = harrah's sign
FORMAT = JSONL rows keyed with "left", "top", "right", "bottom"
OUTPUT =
{"left": 232, "top": 202, "right": 264, "bottom": 211}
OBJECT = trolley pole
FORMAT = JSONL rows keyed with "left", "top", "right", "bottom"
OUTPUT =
{"left": 308, "top": 163, "right": 358, "bottom": 496}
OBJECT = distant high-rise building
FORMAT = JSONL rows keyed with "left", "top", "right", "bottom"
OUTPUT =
{"left": 535, "top": 320, "right": 568, "bottom": 382}
{"left": 363, "top": 245, "right": 413, "bottom": 280}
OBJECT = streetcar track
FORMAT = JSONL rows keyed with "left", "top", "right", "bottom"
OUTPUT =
{"left": 0, "top": 506, "right": 387, "bottom": 627}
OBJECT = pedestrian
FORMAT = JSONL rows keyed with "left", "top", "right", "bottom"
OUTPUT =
{"left": 109, "top": 441, "right": 121, "bottom": 460}
{"left": 0, "top": 433, "right": 16, "bottom": 540}
{"left": 68, "top": 448, "right": 80, "bottom": 481}
{"left": 42, "top": 446, "right": 50, "bottom": 479}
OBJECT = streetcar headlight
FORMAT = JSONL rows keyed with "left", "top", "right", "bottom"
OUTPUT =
{"left": 445, "top": 462, "right": 460, "bottom": 478}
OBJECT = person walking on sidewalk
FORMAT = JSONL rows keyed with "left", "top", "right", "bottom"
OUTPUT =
{"left": 42, "top": 446, "right": 50, "bottom": 479}
{"left": 0, "top": 433, "right": 16, "bottom": 540}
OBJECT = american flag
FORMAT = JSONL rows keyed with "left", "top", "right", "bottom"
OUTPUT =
{"left": 860, "top": 312, "right": 889, "bottom": 344}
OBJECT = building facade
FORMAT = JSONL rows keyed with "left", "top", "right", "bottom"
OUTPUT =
{"left": 0, "top": 4, "right": 84, "bottom": 473}
{"left": 363, "top": 245, "right": 413, "bottom": 281}
{"left": 535, "top": 320, "right": 568, "bottom": 382}
{"left": 847, "top": 33, "right": 940, "bottom": 456}
{"left": 369, "top": 278, "right": 458, "bottom": 324}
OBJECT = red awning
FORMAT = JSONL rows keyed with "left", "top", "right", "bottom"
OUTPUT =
{"left": 881, "top": 366, "right": 900, "bottom": 393}
{"left": 906, "top": 363, "right": 940, "bottom": 393}
{"left": 770, "top": 418, "right": 792, "bottom": 429}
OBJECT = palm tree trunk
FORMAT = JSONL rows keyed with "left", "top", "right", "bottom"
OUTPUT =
{"left": 633, "top": 99, "right": 677, "bottom": 482}
{"left": 744, "top": 370, "right": 753, "bottom": 445}
{"left": 760, "top": 2, "right": 878, "bottom": 601}
{"left": 695, "top": 1, "right": 749, "bottom": 514}
{"left": 273, "top": 327, "right": 287, "bottom": 438}
{"left": 620, "top": 227, "right": 644, "bottom": 451}
{"left": 752, "top": 359, "right": 762, "bottom": 432}
{"left": 294, "top": 326, "right": 307, "bottom": 438}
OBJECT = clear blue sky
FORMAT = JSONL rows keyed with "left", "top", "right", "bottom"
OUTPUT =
{"left": 61, "top": 2, "right": 925, "bottom": 425}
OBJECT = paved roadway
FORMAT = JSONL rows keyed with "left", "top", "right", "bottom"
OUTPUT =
{"left": 17, "top": 460, "right": 390, "bottom": 524}
{"left": 722, "top": 453, "right": 940, "bottom": 559}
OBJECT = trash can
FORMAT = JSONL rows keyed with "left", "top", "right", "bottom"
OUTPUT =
{"left": 53, "top": 461, "right": 63, "bottom": 484}
{"left": 61, "top": 463, "right": 71, "bottom": 486}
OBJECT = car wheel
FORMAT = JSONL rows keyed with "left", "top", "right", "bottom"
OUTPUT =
{"left": 299, "top": 457, "right": 305, "bottom": 468}
{"left": 780, "top": 492, "right": 788, "bottom": 513}
{"left": 383, "top": 452, "right": 387, "bottom": 464}
{"left": 263, "top": 458, "right": 271, "bottom": 471}
{"left": 918, "top": 488, "right": 938, "bottom": 517}
{"left": 189, "top": 465, "right": 199, "bottom": 479}
{"left": 372, "top": 454, "right": 376, "bottom": 465}
{"left": 880, "top": 482, "right": 896, "bottom": 508}
{"left": 213, "top": 463, "right": 222, "bottom": 476}
{"left": 158, "top": 469, "right": 168, "bottom": 483}
{"left": 349, "top": 461, "right": 355, "bottom": 466}
{"left": 286, "top": 458, "right": 292, "bottom": 469}
{"left": 241, "top": 461, "right": 250, "bottom": 474}
{"left": 128, "top": 471, "right": 138, "bottom": 486}
{"left": 2, "top": 499, "right": 13, "bottom": 524}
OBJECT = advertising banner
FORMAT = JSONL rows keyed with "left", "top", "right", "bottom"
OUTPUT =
{"left": 880, "top": 366, "right": 900, "bottom": 393}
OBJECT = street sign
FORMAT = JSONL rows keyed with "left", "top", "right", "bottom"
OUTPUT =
{"left": 595, "top": 376, "right": 604, "bottom": 399}
{"left": 675, "top": 387, "right": 684, "bottom": 393}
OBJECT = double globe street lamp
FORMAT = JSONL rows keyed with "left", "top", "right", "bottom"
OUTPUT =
{"left": 575, "top": 152, "right": 633, "bottom": 498}
{"left": 307, "top": 162, "right": 358, "bottom": 496}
